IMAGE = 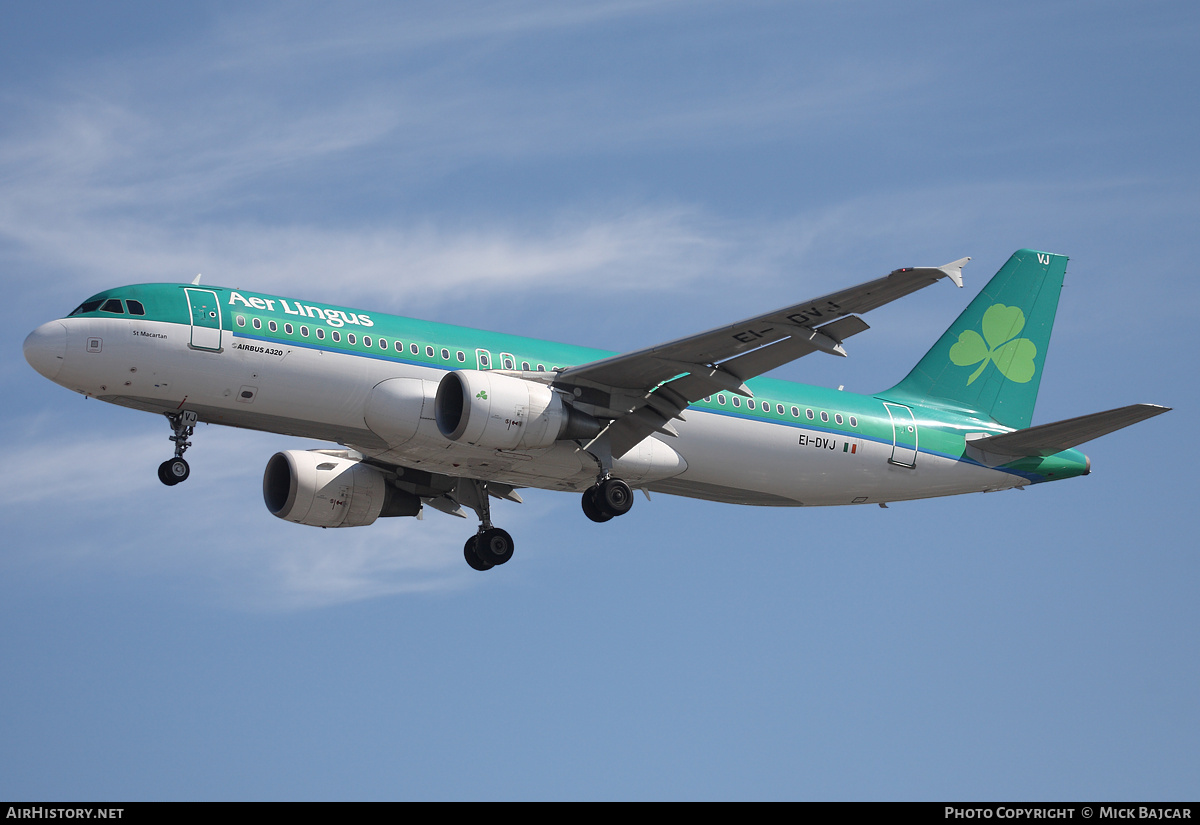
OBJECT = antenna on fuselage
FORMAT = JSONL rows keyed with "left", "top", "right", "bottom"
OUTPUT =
{"left": 191, "top": 273, "right": 203, "bottom": 285}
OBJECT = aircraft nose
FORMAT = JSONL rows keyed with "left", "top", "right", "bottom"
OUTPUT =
{"left": 24, "top": 321, "right": 68, "bottom": 381}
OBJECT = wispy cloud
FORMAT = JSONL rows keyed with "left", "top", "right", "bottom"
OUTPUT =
{"left": 0, "top": 431, "right": 173, "bottom": 506}
{"left": 0, "top": 420, "right": 547, "bottom": 608}
{"left": 3, "top": 204, "right": 740, "bottom": 302}
{"left": 252, "top": 515, "right": 492, "bottom": 610}
{"left": 0, "top": 3, "right": 928, "bottom": 300}
{"left": 212, "top": 1, "right": 690, "bottom": 68}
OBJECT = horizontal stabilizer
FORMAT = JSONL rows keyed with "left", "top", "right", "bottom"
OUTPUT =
{"left": 970, "top": 404, "right": 1170, "bottom": 457}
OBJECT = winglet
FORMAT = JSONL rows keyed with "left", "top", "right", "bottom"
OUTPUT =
{"left": 938, "top": 257, "right": 969, "bottom": 288}
{"left": 191, "top": 273, "right": 203, "bottom": 285}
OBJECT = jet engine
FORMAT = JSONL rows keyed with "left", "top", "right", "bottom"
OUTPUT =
{"left": 263, "top": 450, "right": 420, "bottom": 528}
{"left": 434, "top": 370, "right": 601, "bottom": 450}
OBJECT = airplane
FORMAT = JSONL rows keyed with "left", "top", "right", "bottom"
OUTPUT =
{"left": 23, "top": 249, "right": 1169, "bottom": 571}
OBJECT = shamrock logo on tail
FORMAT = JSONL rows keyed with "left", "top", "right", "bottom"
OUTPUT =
{"left": 949, "top": 303, "right": 1038, "bottom": 385}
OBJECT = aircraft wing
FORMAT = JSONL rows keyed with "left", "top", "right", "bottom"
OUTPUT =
{"left": 553, "top": 257, "right": 970, "bottom": 457}
{"left": 361, "top": 458, "right": 524, "bottom": 519}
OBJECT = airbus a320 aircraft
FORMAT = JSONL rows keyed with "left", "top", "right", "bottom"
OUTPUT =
{"left": 24, "top": 249, "right": 1168, "bottom": 571}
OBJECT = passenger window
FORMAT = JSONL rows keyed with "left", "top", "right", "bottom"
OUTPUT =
{"left": 332, "top": 331, "right": 341, "bottom": 342}
{"left": 835, "top": 414, "right": 843, "bottom": 425}
{"left": 269, "top": 320, "right": 278, "bottom": 332}
{"left": 441, "top": 348, "right": 449, "bottom": 360}
{"left": 522, "top": 361, "right": 530, "bottom": 371}
{"left": 411, "top": 344, "right": 419, "bottom": 355}
{"left": 820, "top": 411, "right": 829, "bottom": 423}
{"left": 426, "top": 345, "right": 434, "bottom": 358}
{"left": 236, "top": 315, "right": 246, "bottom": 327}
{"left": 347, "top": 333, "right": 356, "bottom": 345}
{"left": 101, "top": 299, "right": 124, "bottom": 314}
{"left": 458, "top": 351, "right": 466, "bottom": 362}
{"left": 777, "top": 404, "right": 785, "bottom": 415}
{"left": 718, "top": 395, "right": 726, "bottom": 405}
{"left": 253, "top": 318, "right": 261, "bottom": 330}
{"left": 748, "top": 400, "right": 755, "bottom": 410}
{"left": 316, "top": 328, "right": 325, "bottom": 339}
{"left": 300, "top": 326, "right": 309, "bottom": 337}
{"left": 791, "top": 406, "right": 799, "bottom": 417}
{"left": 849, "top": 416, "right": 858, "bottom": 428}
{"left": 284, "top": 323, "right": 293, "bottom": 335}
{"left": 363, "top": 336, "right": 371, "bottom": 347}
{"left": 126, "top": 300, "right": 145, "bottom": 316}
{"left": 733, "top": 397, "right": 741, "bottom": 407}
{"left": 806, "top": 409, "right": 814, "bottom": 420}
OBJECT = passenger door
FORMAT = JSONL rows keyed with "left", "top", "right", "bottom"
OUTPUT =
{"left": 185, "top": 288, "right": 223, "bottom": 352}
{"left": 883, "top": 402, "right": 918, "bottom": 467}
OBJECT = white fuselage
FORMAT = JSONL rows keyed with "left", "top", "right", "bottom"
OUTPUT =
{"left": 32, "top": 312, "right": 1022, "bottom": 508}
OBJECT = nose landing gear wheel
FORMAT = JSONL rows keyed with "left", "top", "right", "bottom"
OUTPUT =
{"left": 159, "top": 410, "right": 197, "bottom": 486}
{"left": 158, "top": 457, "right": 190, "bottom": 486}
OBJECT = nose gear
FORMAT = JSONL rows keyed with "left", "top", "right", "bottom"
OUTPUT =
{"left": 158, "top": 410, "right": 197, "bottom": 487}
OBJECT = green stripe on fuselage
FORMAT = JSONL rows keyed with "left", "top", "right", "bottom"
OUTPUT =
{"left": 71, "top": 282, "right": 1090, "bottom": 485}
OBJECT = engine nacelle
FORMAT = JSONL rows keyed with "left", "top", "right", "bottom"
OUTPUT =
{"left": 262, "top": 450, "right": 420, "bottom": 528}
{"left": 435, "top": 370, "right": 600, "bottom": 450}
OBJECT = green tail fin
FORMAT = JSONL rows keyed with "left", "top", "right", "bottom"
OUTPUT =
{"left": 883, "top": 249, "right": 1068, "bottom": 429}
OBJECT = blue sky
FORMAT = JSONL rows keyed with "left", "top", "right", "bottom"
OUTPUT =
{"left": 2, "top": 1, "right": 1198, "bottom": 800}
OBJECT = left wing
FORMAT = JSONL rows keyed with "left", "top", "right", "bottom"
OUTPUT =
{"left": 552, "top": 257, "right": 970, "bottom": 457}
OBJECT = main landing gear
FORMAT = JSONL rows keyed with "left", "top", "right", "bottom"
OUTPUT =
{"left": 581, "top": 476, "right": 634, "bottom": 523}
{"left": 464, "top": 527, "right": 515, "bottom": 572}
{"left": 462, "top": 475, "right": 633, "bottom": 570}
{"left": 460, "top": 479, "right": 516, "bottom": 572}
{"left": 158, "top": 410, "right": 197, "bottom": 487}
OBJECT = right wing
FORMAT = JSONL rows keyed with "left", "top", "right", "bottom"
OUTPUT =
{"left": 552, "top": 257, "right": 971, "bottom": 457}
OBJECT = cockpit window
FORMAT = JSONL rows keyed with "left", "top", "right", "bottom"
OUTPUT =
{"left": 101, "top": 299, "right": 125, "bottom": 314}
{"left": 69, "top": 300, "right": 103, "bottom": 316}
{"left": 126, "top": 300, "right": 145, "bottom": 316}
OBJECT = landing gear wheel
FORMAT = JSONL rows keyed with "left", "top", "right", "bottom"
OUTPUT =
{"left": 160, "top": 411, "right": 197, "bottom": 487}
{"left": 158, "top": 457, "right": 190, "bottom": 486}
{"left": 464, "top": 535, "right": 493, "bottom": 571}
{"left": 476, "top": 527, "right": 514, "bottom": 566}
{"left": 458, "top": 479, "right": 514, "bottom": 570}
{"left": 598, "top": 477, "right": 633, "bottom": 517}
{"left": 582, "top": 486, "right": 613, "bottom": 523}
